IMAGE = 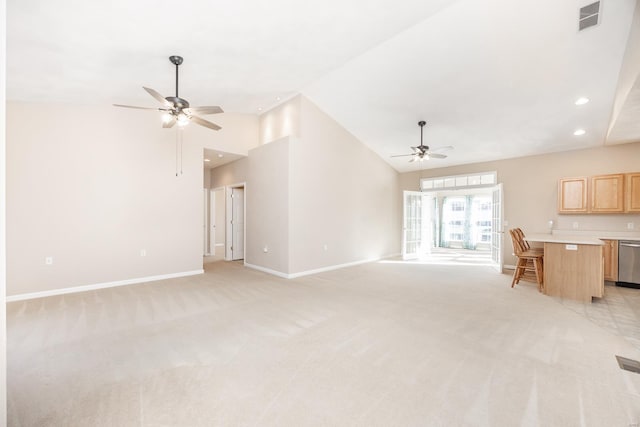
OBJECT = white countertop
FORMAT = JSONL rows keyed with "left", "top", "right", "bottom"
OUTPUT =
{"left": 525, "top": 233, "right": 604, "bottom": 245}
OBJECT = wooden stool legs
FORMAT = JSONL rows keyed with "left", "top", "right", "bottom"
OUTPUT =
{"left": 509, "top": 228, "right": 544, "bottom": 292}
{"left": 511, "top": 256, "right": 544, "bottom": 291}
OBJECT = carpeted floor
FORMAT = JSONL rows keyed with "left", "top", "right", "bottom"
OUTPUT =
{"left": 7, "top": 260, "right": 640, "bottom": 426}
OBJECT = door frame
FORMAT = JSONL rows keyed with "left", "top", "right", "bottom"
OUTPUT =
{"left": 225, "top": 182, "right": 246, "bottom": 262}
{"left": 490, "top": 183, "right": 504, "bottom": 273}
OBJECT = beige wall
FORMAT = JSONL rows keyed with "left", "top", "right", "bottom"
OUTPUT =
{"left": 209, "top": 158, "right": 248, "bottom": 189}
{"left": 247, "top": 95, "right": 402, "bottom": 276}
{"left": 195, "top": 113, "right": 259, "bottom": 156}
{"left": 1, "top": 0, "right": 7, "bottom": 418}
{"left": 289, "top": 97, "right": 401, "bottom": 273}
{"left": 245, "top": 137, "right": 291, "bottom": 273}
{"left": 259, "top": 97, "right": 301, "bottom": 145}
{"left": 399, "top": 142, "right": 640, "bottom": 265}
{"left": 6, "top": 101, "right": 257, "bottom": 296}
{"left": 203, "top": 168, "right": 211, "bottom": 189}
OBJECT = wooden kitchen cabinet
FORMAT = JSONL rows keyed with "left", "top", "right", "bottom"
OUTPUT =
{"left": 627, "top": 173, "right": 640, "bottom": 212}
{"left": 602, "top": 239, "right": 618, "bottom": 282}
{"left": 591, "top": 174, "right": 625, "bottom": 213}
{"left": 558, "top": 177, "right": 588, "bottom": 213}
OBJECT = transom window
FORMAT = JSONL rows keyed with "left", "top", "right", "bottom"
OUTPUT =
{"left": 421, "top": 171, "right": 497, "bottom": 191}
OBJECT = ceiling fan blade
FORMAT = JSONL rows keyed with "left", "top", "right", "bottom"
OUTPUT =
{"left": 390, "top": 154, "right": 415, "bottom": 158}
{"left": 113, "top": 104, "right": 160, "bottom": 110}
{"left": 427, "top": 153, "right": 447, "bottom": 159}
{"left": 185, "top": 106, "right": 224, "bottom": 115}
{"left": 191, "top": 115, "right": 222, "bottom": 131}
{"left": 430, "top": 145, "right": 454, "bottom": 152}
{"left": 143, "top": 87, "right": 172, "bottom": 107}
{"left": 163, "top": 116, "right": 176, "bottom": 128}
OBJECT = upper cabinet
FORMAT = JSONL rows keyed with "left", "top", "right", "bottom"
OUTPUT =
{"left": 590, "top": 174, "right": 625, "bottom": 213}
{"left": 558, "top": 172, "right": 638, "bottom": 214}
{"left": 627, "top": 173, "right": 640, "bottom": 213}
{"left": 558, "top": 177, "right": 588, "bottom": 213}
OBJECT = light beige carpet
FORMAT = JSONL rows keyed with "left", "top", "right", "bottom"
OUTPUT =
{"left": 7, "top": 260, "right": 640, "bottom": 426}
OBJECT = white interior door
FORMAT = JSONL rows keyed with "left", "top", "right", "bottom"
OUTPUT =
{"left": 402, "top": 191, "right": 433, "bottom": 260}
{"left": 211, "top": 188, "right": 225, "bottom": 256}
{"left": 231, "top": 187, "right": 245, "bottom": 260}
{"left": 491, "top": 183, "right": 504, "bottom": 272}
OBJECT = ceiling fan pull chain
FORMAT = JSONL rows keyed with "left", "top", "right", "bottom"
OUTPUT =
{"left": 180, "top": 129, "right": 184, "bottom": 175}
{"left": 175, "top": 129, "right": 179, "bottom": 177}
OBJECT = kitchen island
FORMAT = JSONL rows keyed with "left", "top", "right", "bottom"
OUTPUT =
{"left": 525, "top": 234, "right": 604, "bottom": 302}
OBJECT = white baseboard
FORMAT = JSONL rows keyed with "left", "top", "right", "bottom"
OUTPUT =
{"left": 503, "top": 264, "right": 516, "bottom": 271}
{"left": 287, "top": 257, "right": 383, "bottom": 279}
{"left": 244, "top": 263, "right": 290, "bottom": 278}
{"left": 245, "top": 253, "right": 400, "bottom": 280}
{"left": 6, "top": 269, "right": 204, "bottom": 302}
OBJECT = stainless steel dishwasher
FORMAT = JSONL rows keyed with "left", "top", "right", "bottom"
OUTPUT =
{"left": 618, "top": 240, "right": 640, "bottom": 288}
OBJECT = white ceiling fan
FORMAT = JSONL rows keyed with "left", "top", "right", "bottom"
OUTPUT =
{"left": 114, "top": 55, "right": 223, "bottom": 131}
{"left": 392, "top": 121, "right": 453, "bottom": 162}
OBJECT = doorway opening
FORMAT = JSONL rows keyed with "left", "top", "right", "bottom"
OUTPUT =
{"left": 402, "top": 172, "right": 503, "bottom": 271}
{"left": 206, "top": 187, "right": 225, "bottom": 261}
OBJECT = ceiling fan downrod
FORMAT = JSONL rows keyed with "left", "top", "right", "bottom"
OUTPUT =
{"left": 169, "top": 55, "right": 183, "bottom": 98}
{"left": 166, "top": 56, "right": 189, "bottom": 109}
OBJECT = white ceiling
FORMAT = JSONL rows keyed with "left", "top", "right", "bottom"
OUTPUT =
{"left": 7, "top": 0, "right": 640, "bottom": 172}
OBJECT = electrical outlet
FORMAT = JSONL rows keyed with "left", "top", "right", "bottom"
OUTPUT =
{"left": 140, "top": 249, "right": 147, "bottom": 257}
{"left": 628, "top": 222, "right": 635, "bottom": 230}
{"left": 45, "top": 257, "right": 53, "bottom": 265}
{"left": 572, "top": 222, "right": 579, "bottom": 229}
{"left": 323, "top": 244, "right": 328, "bottom": 251}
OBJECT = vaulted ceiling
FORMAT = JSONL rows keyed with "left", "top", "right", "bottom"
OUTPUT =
{"left": 7, "top": 0, "right": 640, "bottom": 172}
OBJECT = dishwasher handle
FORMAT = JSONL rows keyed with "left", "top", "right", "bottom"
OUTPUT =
{"left": 620, "top": 242, "right": 640, "bottom": 248}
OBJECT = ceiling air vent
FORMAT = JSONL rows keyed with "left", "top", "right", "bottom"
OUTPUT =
{"left": 579, "top": 1, "right": 600, "bottom": 31}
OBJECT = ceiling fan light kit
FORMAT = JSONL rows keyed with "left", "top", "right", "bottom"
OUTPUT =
{"left": 390, "top": 120, "right": 453, "bottom": 162}
{"left": 114, "top": 55, "right": 223, "bottom": 131}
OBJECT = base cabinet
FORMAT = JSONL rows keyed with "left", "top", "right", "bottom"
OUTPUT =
{"left": 543, "top": 242, "right": 604, "bottom": 302}
{"left": 602, "top": 239, "right": 618, "bottom": 282}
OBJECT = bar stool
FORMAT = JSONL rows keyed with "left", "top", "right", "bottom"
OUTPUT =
{"left": 514, "top": 228, "right": 544, "bottom": 255}
{"left": 509, "top": 228, "right": 544, "bottom": 292}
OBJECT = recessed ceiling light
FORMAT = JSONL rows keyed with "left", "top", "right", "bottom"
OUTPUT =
{"left": 217, "top": 154, "right": 224, "bottom": 158}
{"left": 573, "top": 129, "right": 586, "bottom": 136}
{"left": 204, "top": 158, "right": 210, "bottom": 162}
{"left": 258, "top": 107, "right": 263, "bottom": 111}
{"left": 276, "top": 97, "right": 281, "bottom": 101}
{"left": 575, "top": 97, "right": 590, "bottom": 105}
